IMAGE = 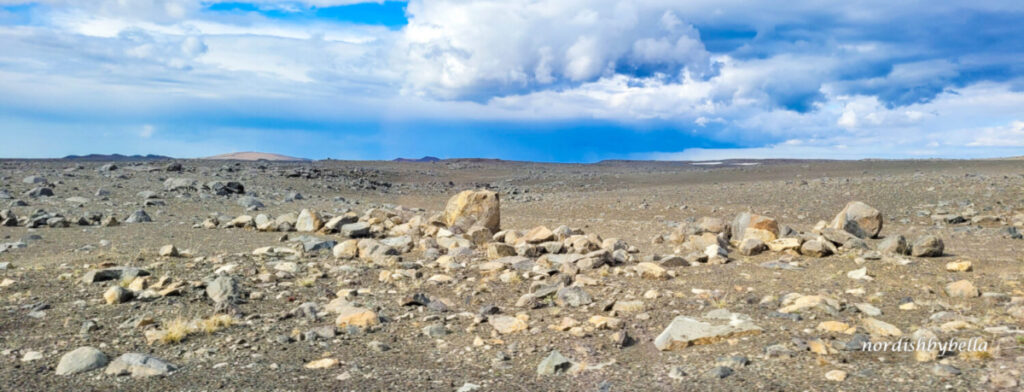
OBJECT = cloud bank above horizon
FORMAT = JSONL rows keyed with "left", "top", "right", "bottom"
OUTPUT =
{"left": 0, "top": 0, "right": 1022, "bottom": 161}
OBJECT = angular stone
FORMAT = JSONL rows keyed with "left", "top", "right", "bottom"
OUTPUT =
{"left": 536, "top": 350, "right": 572, "bottom": 375}
{"left": 945, "top": 261, "right": 972, "bottom": 272}
{"left": 206, "top": 275, "right": 241, "bottom": 304}
{"left": 124, "top": 210, "right": 152, "bottom": 223}
{"left": 304, "top": 358, "right": 339, "bottom": 369}
{"left": 104, "top": 286, "right": 133, "bottom": 304}
{"left": 332, "top": 240, "right": 359, "bottom": 259}
{"left": 335, "top": 306, "right": 379, "bottom": 329}
{"left": 295, "top": 209, "right": 323, "bottom": 232}
{"left": 654, "top": 311, "right": 762, "bottom": 351}
{"left": 444, "top": 190, "right": 500, "bottom": 232}
{"left": 341, "top": 222, "right": 370, "bottom": 238}
{"left": 489, "top": 315, "right": 527, "bottom": 334}
{"left": 912, "top": 328, "right": 939, "bottom": 362}
{"left": 158, "top": 245, "right": 178, "bottom": 257}
{"left": 486, "top": 242, "right": 516, "bottom": 259}
{"left": 555, "top": 286, "right": 592, "bottom": 307}
{"left": 911, "top": 235, "right": 944, "bottom": 257}
{"left": 825, "top": 370, "right": 848, "bottom": 382}
{"left": 945, "top": 280, "right": 979, "bottom": 298}
{"left": 163, "top": 178, "right": 196, "bottom": 192}
{"left": 105, "top": 353, "right": 176, "bottom": 377}
{"left": 830, "top": 201, "right": 883, "bottom": 239}
{"left": 861, "top": 318, "right": 902, "bottom": 337}
{"left": 816, "top": 321, "right": 853, "bottom": 334}
{"left": 767, "top": 237, "right": 802, "bottom": 252}
{"left": 636, "top": 262, "right": 667, "bottom": 279}
{"left": 738, "top": 238, "right": 766, "bottom": 256}
{"left": 878, "top": 235, "right": 910, "bottom": 255}
{"left": 523, "top": 226, "right": 554, "bottom": 244}
{"left": 800, "top": 240, "right": 832, "bottom": 257}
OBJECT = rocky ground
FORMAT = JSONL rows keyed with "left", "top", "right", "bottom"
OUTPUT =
{"left": 1, "top": 158, "right": 1022, "bottom": 391}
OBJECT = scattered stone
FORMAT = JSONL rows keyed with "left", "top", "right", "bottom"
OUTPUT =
{"left": 861, "top": 318, "right": 902, "bottom": 337}
{"left": 911, "top": 235, "right": 944, "bottom": 257}
{"left": 490, "top": 315, "right": 528, "bottom": 334}
{"left": 878, "top": 235, "right": 910, "bottom": 255}
{"left": 536, "top": 350, "right": 572, "bottom": 375}
{"left": 668, "top": 366, "right": 688, "bottom": 381}
{"left": 104, "top": 286, "right": 133, "bottom": 304}
{"left": 105, "top": 353, "right": 177, "bottom": 377}
{"left": 738, "top": 238, "right": 766, "bottom": 256}
{"left": 340, "top": 222, "right": 370, "bottom": 238}
{"left": 800, "top": 240, "right": 832, "bottom": 257}
{"left": 304, "top": 358, "right": 339, "bottom": 370}
{"left": 945, "top": 260, "right": 972, "bottom": 272}
{"left": 163, "top": 178, "right": 197, "bottom": 192}
{"left": 846, "top": 267, "right": 872, "bottom": 281}
{"left": 854, "top": 303, "right": 882, "bottom": 317}
{"left": 335, "top": 306, "right": 380, "bottom": 329}
{"left": 158, "top": 244, "right": 179, "bottom": 257}
{"left": 825, "top": 370, "right": 848, "bottom": 382}
{"left": 830, "top": 201, "right": 883, "bottom": 238}
{"left": 705, "top": 366, "right": 733, "bottom": 379}
{"left": 206, "top": 276, "right": 242, "bottom": 304}
{"left": 912, "top": 328, "right": 940, "bottom": 362}
{"left": 295, "top": 209, "right": 323, "bottom": 232}
{"left": 635, "top": 262, "right": 667, "bottom": 279}
{"left": 945, "top": 280, "right": 979, "bottom": 298}
{"left": 931, "top": 364, "right": 961, "bottom": 377}
{"left": 654, "top": 310, "right": 762, "bottom": 351}
{"left": 125, "top": 210, "right": 152, "bottom": 223}
{"left": 555, "top": 286, "right": 592, "bottom": 307}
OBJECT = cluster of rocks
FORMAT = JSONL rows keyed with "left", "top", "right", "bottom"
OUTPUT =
{"left": 163, "top": 177, "right": 245, "bottom": 196}
{"left": 54, "top": 346, "right": 176, "bottom": 378}
{"left": 0, "top": 208, "right": 149, "bottom": 228}
{"left": 657, "top": 201, "right": 946, "bottom": 264}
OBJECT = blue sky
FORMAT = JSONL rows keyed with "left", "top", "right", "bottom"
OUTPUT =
{"left": 0, "top": 1, "right": 1022, "bottom": 161}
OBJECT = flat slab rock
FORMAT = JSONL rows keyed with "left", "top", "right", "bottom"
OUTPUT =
{"left": 105, "top": 353, "right": 177, "bottom": 377}
{"left": 654, "top": 309, "right": 763, "bottom": 351}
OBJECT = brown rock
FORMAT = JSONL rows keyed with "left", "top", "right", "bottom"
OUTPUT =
{"left": 945, "top": 280, "right": 979, "bottom": 298}
{"left": 829, "top": 201, "right": 883, "bottom": 239}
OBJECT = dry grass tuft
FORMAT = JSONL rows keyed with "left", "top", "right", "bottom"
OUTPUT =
{"left": 161, "top": 318, "right": 191, "bottom": 344}
{"left": 153, "top": 315, "right": 236, "bottom": 344}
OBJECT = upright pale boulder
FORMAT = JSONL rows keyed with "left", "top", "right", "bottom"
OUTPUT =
{"left": 830, "top": 201, "right": 883, "bottom": 239}
{"left": 296, "top": 209, "right": 323, "bottom": 232}
{"left": 443, "top": 190, "right": 500, "bottom": 232}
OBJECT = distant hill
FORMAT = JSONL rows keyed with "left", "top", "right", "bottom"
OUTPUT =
{"left": 203, "top": 152, "right": 310, "bottom": 162}
{"left": 63, "top": 154, "right": 172, "bottom": 161}
{"left": 393, "top": 156, "right": 441, "bottom": 162}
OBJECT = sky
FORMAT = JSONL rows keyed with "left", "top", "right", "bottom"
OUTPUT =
{"left": 0, "top": 1, "right": 1022, "bottom": 162}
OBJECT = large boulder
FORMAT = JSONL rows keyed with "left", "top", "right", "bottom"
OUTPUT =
{"left": 443, "top": 190, "right": 500, "bottom": 232}
{"left": 56, "top": 347, "right": 108, "bottom": 375}
{"left": 731, "top": 213, "right": 779, "bottom": 243}
{"left": 829, "top": 201, "right": 883, "bottom": 239}
{"left": 295, "top": 209, "right": 323, "bottom": 232}
{"left": 206, "top": 275, "right": 242, "bottom": 304}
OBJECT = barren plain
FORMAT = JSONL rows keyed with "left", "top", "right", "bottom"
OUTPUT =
{"left": 1, "top": 158, "right": 1022, "bottom": 391}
